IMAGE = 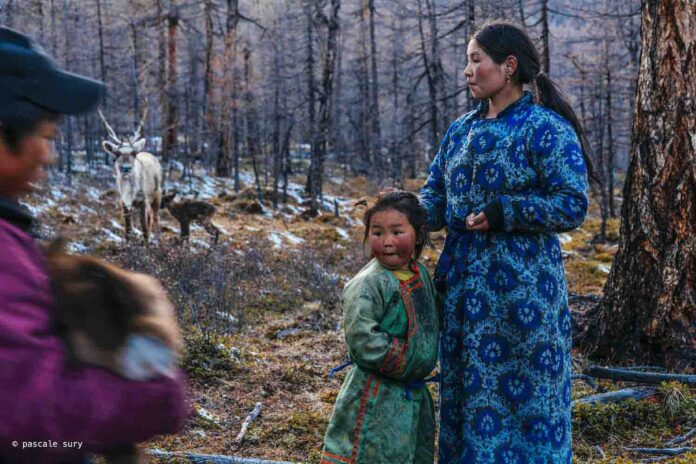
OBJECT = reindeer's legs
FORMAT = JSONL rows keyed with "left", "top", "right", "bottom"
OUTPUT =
{"left": 122, "top": 205, "right": 132, "bottom": 242}
{"left": 202, "top": 219, "right": 220, "bottom": 245}
{"left": 151, "top": 198, "right": 161, "bottom": 243}
{"left": 140, "top": 204, "right": 150, "bottom": 246}
{"left": 179, "top": 219, "right": 190, "bottom": 243}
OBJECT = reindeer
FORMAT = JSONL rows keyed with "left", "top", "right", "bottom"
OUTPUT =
{"left": 100, "top": 106, "right": 162, "bottom": 246}
{"left": 161, "top": 191, "right": 220, "bottom": 245}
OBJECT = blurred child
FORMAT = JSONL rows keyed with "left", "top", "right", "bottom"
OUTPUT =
{"left": 321, "top": 191, "right": 440, "bottom": 464}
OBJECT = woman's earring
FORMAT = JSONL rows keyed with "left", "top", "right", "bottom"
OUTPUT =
{"left": 506, "top": 74, "right": 511, "bottom": 83}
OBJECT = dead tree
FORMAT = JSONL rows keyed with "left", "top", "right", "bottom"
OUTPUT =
{"left": 163, "top": 8, "right": 179, "bottom": 164}
{"left": 578, "top": 0, "right": 696, "bottom": 371}
{"left": 308, "top": 0, "right": 341, "bottom": 216}
{"left": 367, "top": 0, "right": 382, "bottom": 173}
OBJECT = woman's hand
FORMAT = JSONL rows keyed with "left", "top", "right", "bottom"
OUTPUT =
{"left": 466, "top": 212, "right": 489, "bottom": 232}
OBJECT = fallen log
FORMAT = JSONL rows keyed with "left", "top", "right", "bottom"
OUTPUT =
{"left": 573, "top": 387, "right": 656, "bottom": 406}
{"left": 666, "top": 427, "right": 696, "bottom": 446}
{"left": 236, "top": 402, "right": 263, "bottom": 445}
{"left": 571, "top": 374, "right": 598, "bottom": 390}
{"left": 621, "top": 365, "right": 669, "bottom": 373}
{"left": 624, "top": 447, "right": 694, "bottom": 456}
{"left": 147, "top": 449, "right": 295, "bottom": 464}
{"left": 584, "top": 366, "right": 696, "bottom": 385}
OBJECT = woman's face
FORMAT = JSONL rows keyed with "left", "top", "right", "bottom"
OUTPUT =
{"left": 0, "top": 120, "right": 58, "bottom": 198}
{"left": 464, "top": 39, "right": 507, "bottom": 100}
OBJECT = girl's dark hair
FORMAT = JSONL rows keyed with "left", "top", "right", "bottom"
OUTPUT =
{"left": 474, "top": 20, "right": 597, "bottom": 183}
{"left": 0, "top": 101, "right": 58, "bottom": 153}
{"left": 362, "top": 190, "right": 429, "bottom": 259}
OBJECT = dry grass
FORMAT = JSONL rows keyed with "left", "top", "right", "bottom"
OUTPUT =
{"left": 25, "top": 173, "right": 696, "bottom": 464}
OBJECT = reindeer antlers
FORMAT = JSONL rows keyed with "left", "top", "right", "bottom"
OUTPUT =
{"left": 131, "top": 102, "right": 149, "bottom": 144}
{"left": 98, "top": 109, "right": 121, "bottom": 144}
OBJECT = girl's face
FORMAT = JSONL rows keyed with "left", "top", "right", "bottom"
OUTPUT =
{"left": 368, "top": 209, "right": 417, "bottom": 270}
{"left": 464, "top": 39, "right": 507, "bottom": 100}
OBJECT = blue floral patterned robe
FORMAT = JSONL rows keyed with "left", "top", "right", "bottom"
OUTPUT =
{"left": 420, "top": 92, "right": 589, "bottom": 464}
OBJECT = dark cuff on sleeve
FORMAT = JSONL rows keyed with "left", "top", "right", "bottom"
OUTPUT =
{"left": 483, "top": 199, "right": 504, "bottom": 231}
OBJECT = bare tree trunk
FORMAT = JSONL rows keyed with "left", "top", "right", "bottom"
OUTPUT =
{"left": 157, "top": 0, "right": 168, "bottom": 161}
{"left": 594, "top": 78, "right": 609, "bottom": 241}
{"left": 95, "top": 0, "right": 106, "bottom": 86}
{"left": 333, "top": 29, "right": 345, "bottom": 177}
{"left": 271, "top": 29, "right": 283, "bottom": 209}
{"left": 95, "top": 0, "right": 108, "bottom": 163}
{"left": 390, "top": 13, "right": 402, "bottom": 182}
{"left": 203, "top": 0, "right": 216, "bottom": 161}
{"left": 605, "top": 47, "right": 616, "bottom": 219}
{"left": 426, "top": 0, "right": 446, "bottom": 138}
{"left": 417, "top": 0, "right": 441, "bottom": 158}
{"left": 540, "top": 0, "right": 550, "bottom": 74}
{"left": 243, "top": 47, "right": 263, "bottom": 202}
{"left": 356, "top": 0, "right": 371, "bottom": 174}
{"left": 367, "top": 0, "right": 381, "bottom": 174}
{"left": 164, "top": 9, "right": 179, "bottom": 164}
{"left": 217, "top": 0, "right": 239, "bottom": 178}
{"left": 304, "top": 0, "right": 318, "bottom": 194}
{"left": 578, "top": 0, "right": 696, "bottom": 371}
{"left": 309, "top": 0, "right": 340, "bottom": 216}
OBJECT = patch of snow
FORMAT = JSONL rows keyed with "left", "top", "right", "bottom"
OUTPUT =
{"left": 102, "top": 228, "right": 123, "bottom": 243}
{"left": 190, "top": 238, "right": 211, "bottom": 249}
{"left": 596, "top": 264, "right": 611, "bottom": 274}
{"left": 281, "top": 231, "right": 304, "bottom": 244}
{"left": 268, "top": 232, "right": 283, "bottom": 248}
{"left": 335, "top": 227, "right": 350, "bottom": 240}
{"left": 558, "top": 233, "right": 573, "bottom": 245}
{"left": 196, "top": 407, "right": 220, "bottom": 425}
{"left": 245, "top": 226, "right": 260, "bottom": 232}
{"left": 110, "top": 220, "right": 123, "bottom": 230}
{"left": 283, "top": 204, "right": 302, "bottom": 214}
{"left": 216, "top": 311, "right": 239, "bottom": 325}
{"left": 85, "top": 187, "right": 102, "bottom": 200}
{"left": 51, "top": 188, "right": 65, "bottom": 200}
{"left": 20, "top": 202, "right": 45, "bottom": 216}
{"left": 67, "top": 242, "right": 88, "bottom": 254}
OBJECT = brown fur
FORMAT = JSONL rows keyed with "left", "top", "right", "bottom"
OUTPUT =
{"left": 161, "top": 192, "right": 220, "bottom": 245}
{"left": 45, "top": 242, "right": 182, "bottom": 464}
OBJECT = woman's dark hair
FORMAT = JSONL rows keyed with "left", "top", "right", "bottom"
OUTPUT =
{"left": 362, "top": 190, "right": 429, "bottom": 259}
{"left": 0, "top": 101, "right": 59, "bottom": 153}
{"left": 474, "top": 20, "right": 598, "bottom": 183}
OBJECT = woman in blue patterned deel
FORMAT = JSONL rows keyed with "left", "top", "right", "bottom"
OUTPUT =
{"left": 420, "top": 20, "right": 596, "bottom": 464}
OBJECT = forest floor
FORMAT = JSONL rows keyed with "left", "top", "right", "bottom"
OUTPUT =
{"left": 23, "top": 163, "right": 695, "bottom": 464}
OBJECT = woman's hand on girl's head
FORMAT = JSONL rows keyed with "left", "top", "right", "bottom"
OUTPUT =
{"left": 466, "top": 212, "right": 489, "bottom": 232}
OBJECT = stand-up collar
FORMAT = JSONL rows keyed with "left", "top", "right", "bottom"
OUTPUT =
{"left": 0, "top": 197, "right": 33, "bottom": 231}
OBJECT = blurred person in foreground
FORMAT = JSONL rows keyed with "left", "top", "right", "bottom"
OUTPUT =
{"left": 0, "top": 27, "right": 189, "bottom": 464}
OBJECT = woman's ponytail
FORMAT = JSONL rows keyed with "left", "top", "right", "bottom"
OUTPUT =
{"left": 535, "top": 72, "right": 598, "bottom": 183}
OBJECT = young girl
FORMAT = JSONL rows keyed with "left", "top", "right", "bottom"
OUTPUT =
{"left": 321, "top": 191, "right": 440, "bottom": 464}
